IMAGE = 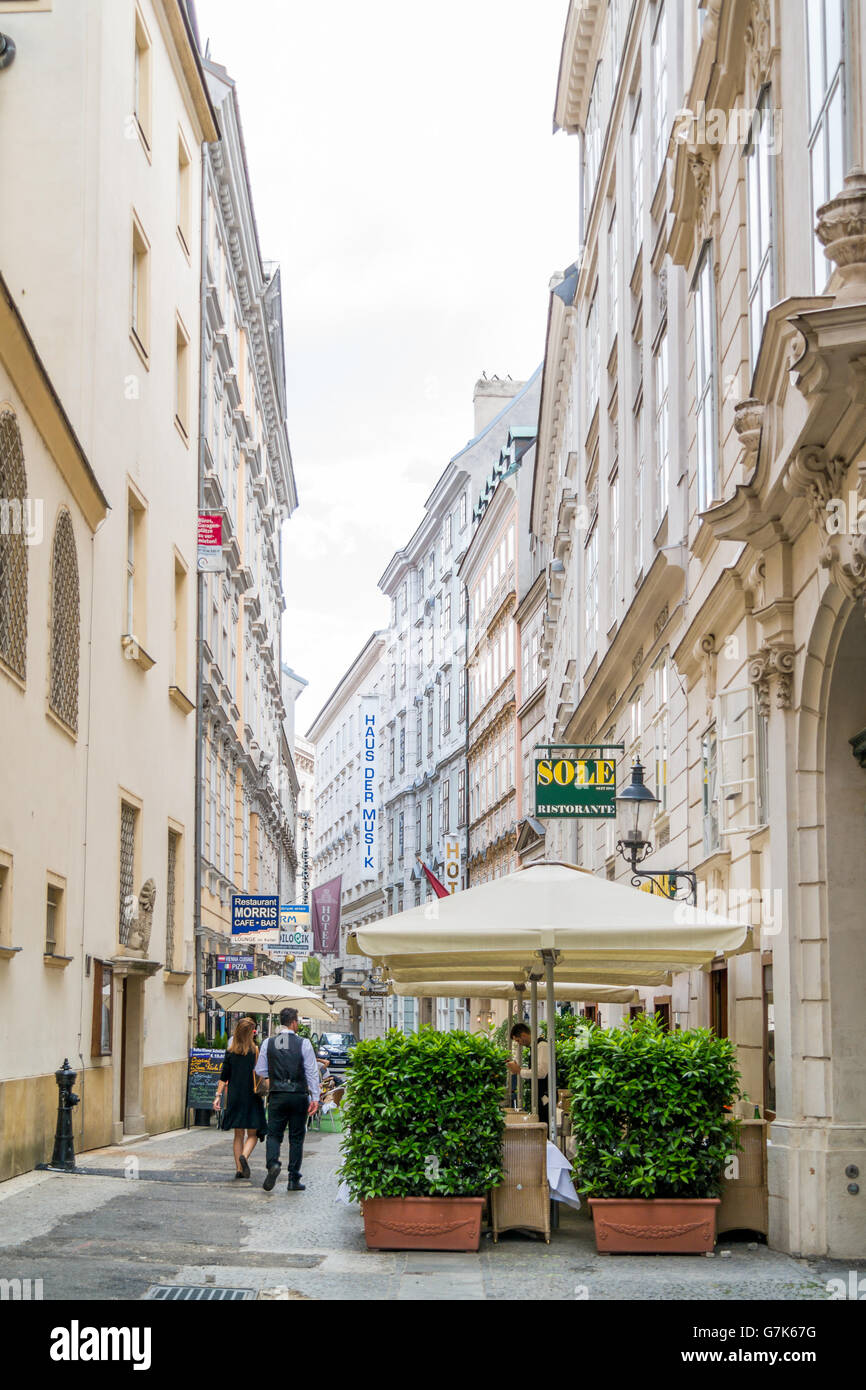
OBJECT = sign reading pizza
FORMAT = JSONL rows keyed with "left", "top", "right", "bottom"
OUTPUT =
{"left": 535, "top": 752, "right": 618, "bottom": 819}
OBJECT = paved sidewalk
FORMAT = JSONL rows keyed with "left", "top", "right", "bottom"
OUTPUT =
{"left": 0, "top": 1125, "right": 838, "bottom": 1300}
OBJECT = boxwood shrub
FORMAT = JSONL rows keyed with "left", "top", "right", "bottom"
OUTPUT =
{"left": 337, "top": 1026, "right": 507, "bottom": 1200}
{"left": 563, "top": 1013, "right": 743, "bottom": 1200}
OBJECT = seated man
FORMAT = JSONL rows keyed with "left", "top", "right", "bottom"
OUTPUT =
{"left": 506, "top": 1022, "right": 550, "bottom": 1127}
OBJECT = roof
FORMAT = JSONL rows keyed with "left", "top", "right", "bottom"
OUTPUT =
{"left": 449, "top": 364, "right": 543, "bottom": 464}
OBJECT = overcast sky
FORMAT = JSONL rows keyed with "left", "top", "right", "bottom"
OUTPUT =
{"left": 195, "top": 0, "right": 578, "bottom": 730}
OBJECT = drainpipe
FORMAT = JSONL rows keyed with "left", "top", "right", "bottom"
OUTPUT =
{"left": 463, "top": 580, "right": 471, "bottom": 887}
{"left": 194, "top": 139, "right": 209, "bottom": 1040}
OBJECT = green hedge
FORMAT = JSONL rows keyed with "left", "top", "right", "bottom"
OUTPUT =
{"left": 563, "top": 1013, "right": 742, "bottom": 1200}
{"left": 337, "top": 1027, "right": 507, "bottom": 1200}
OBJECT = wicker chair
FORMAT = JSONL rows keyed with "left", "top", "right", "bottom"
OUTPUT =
{"left": 490, "top": 1121, "right": 550, "bottom": 1243}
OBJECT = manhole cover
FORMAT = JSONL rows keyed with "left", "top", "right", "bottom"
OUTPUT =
{"left": 146, "top": 1285, "right": 255, "bottom": 1301}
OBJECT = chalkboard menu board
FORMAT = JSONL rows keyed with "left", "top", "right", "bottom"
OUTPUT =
{"left": 187, "top": 1048, "right": 225, "bottom": 1111}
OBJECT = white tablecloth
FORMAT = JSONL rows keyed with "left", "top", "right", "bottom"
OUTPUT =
{"left": 546, "top": 1141, "right": 581, "bottom": 1209}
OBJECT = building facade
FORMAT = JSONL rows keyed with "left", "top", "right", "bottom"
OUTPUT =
{"left": 0, "top": 0, "right": 218, "bottom": 1173}
{"left": 377, "top": 374, "right": 541, "bottom": 1033}
{"left": 306, "top": 634, "right": 388, "bottom": 1039}
{"left": 533, "top": 0, "right": 866, "bottom": 1258}
{"left": 196, "top": 55, "right": 299, "bottom": 1034}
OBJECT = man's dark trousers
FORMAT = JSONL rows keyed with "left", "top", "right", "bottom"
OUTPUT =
{"left": 266, "top": 1092, "right": 308, "bottom": 1179}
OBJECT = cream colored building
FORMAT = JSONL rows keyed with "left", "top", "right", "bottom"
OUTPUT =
{"left": 534, "top": 0, "right": 866, "bottom": 1257}
{"left": 196, "top": 55, "right": 299, "bottom": 1030}
{"left": 0, "top": 0, "right": 218, "bottom": 1173}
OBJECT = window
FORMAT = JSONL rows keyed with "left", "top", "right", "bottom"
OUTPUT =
{"left": 460, "top": 491, "right": 468, "bottom": 529}
{"left": 118, "top": 800, "right": 139, "bottom": 946}
{"left": 0, "top": 411, "right": 28, "bottom": 683}
{"left": 609, "top": 471, "right": 619, "bottom": 621}
{"left": 651, "top": 1, "right": 667, "bottom": 182}
{"left": 584, "top": 525, "right": 599, "bottom": 657}
{"left": 177, "top": 129, "right": 192, "bottom": 255}
{"left": 654, "top": 331, "right": 669, "bottom": 524}
{"left": 133, "top": 5, "right": 152, "bottom": 152}
{"left": 398, "top": 812, "right": 404, "bottom": 859}
{"left": 584, "top": 64, "right": 603, "bottom": 205}
{"left": 131, "top": 214, "right": 150, "bottom": 360}
{"left": 608, "top": 205, "right": 618, "bottom": 334}
{"left": 389, "top": 663, "right": 396, "bottom": 700}
{"left": 400, "top": 580, "right": 408, "bottom": 614}
{"left": 125, "top": 493, "right": 146, "bottom": 641}
{"left": 400, "top": 647, "right": 406, "bottom": 688}
{"left": 416, "top": 714, "right": 423, "bottom": 765}
{"left": 633, "top": 402, "right": 644, "bottom": 579}
{"left": 458, "top": 769, "right": 466, "bottom": 826}
{"left": 629, "top": 688, "right": 643, "bottom": 750}
{"left": 48, "top": 510, "right": 80, "bottom": 732}
{"left": 694, "top": 242, "right": 718, "bottom": 511}
{"left": 45, "top": 877, "right": 65, "bottom": 956}
{"left": 702, "top": 726, "right": 720, "bottom": 855}
{"left": 389, "top": 733, "right": 395, "bottom": 779}
{"left": 806, "top": 0, "right": 845, "bottom": 290}
{"left": 443, "top": 513, "right": 452, "bottom": 552}
{"left": 426, "top": 795, "right": 433, "bottom": 848}
{"left": 175, "top": 315, "right": 190, "bottom": 441}
{"left": 388, "top": 817, "right": 394, "bottom": 865}
{"left": 0, "top": 853, "right": 11, "bottom": 949}
{"left": 171, "top": 554, "right": 188, "bottom": 696}
{"left": 415, "top": 803, "right": 422, "bottom": 852}
{"left": 399, "top": 723, "right": 406, "bottom": 773}
{"left": 91, "top": 960, "right": 113, "bottom": 1056}
{"left": 443, "top": 591, "right": 451, "bottom": 634}
{"left": 586, "top": 285, "right": 599, "bottom": 419}
{"left": 631, "top": 96, "right": 643, "bottom": 261}
{"left": 427, "top": 550, "right": 435, "bottom": 588}
{"left": 651, "top": 651, "right": 670, "bottom": 813}
{"left": 427, "top": 697, "right": 434, "bottom": 756}
{"left": 745, "top": 88, "right": 775, "bottom": 373}
{"left": 166, "top": 828, "right": 179, "bottom": 971}
{"left": 717, "top": 686, "right": 769, "bottom": 830}
{"left": 441, "top": 777, "right": 451, "bottom": 833}
{"left": 458, "top": 674, "right": 466, "bottom": 723}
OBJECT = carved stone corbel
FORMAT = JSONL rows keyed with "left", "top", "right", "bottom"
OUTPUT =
{"left": 744, "top": 0, "right": 773, "bottom": 92}
{"left": 816, "top": 167, "right": 866, "bottom": 305}
{"left": 785, "top": 446, "right": 859, "bottom": 580}
{"left": 733, "top": 397, "right": 764, "bottom": 481}
{"left": 749, "top": 642, "right": 795, "bottom": 716}
{"left": 695, "top": 634, "right": 718, "bottom": 717}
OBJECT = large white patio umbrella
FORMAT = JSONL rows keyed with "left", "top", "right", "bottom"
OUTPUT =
{"left": 349, "top": 863, "right": 751, "bottom": 1141}
{"left": 206, "top": 974, "right": 339, "bottom": 1034}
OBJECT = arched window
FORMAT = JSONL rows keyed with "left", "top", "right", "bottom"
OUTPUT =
{"left": 49, "top": 510, "right": 80, "bottom": 732}
{"left": 0, "top": 410, "right": 28, "bottom": 680}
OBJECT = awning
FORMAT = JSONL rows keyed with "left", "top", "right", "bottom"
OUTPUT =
{"left": 388, "top": 979, "right": 640, "bottom": 1003}
{"left": 379, "top": 963, "right": 672, "bottom": 987}
{"left": 350, "top": 863, "right": 750, "bottom": 976}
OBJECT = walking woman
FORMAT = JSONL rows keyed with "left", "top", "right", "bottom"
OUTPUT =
{"left": 213, "top": 1017, "right": 266, "bottom": 1179}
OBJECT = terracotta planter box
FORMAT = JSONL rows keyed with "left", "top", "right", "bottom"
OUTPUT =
{"left": 589, "top": 1197, "right": 720, "bottom": 1254}
{"left": 362, "top": 1196, "right": 485, "bottom": 1251}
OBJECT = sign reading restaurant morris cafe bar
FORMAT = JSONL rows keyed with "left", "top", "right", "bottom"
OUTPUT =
{"left": 534, "top": 745, "right": 623, "bottom": 819}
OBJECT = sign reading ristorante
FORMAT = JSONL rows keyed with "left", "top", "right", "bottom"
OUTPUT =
{"left": 534, "top": 746, "right": 622, "bottom": 819}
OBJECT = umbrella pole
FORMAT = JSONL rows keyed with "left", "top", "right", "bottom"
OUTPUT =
{"left": 506, "top": 996, "right": 514, "bottom": 1108}
{"left": 530, "top": 978, "right": 539, "bottom": 1119}
{"left": 543, "top": 952, "right": 557, "bottom": 1146}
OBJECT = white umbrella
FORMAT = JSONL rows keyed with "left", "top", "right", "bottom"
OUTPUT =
{"left": 206, "top": 974, "right": 339, "bottom": 1035}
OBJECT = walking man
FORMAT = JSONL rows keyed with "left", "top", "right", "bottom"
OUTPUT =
{"left": 255, "top": 1008, "right": 320, "bottom": 1192}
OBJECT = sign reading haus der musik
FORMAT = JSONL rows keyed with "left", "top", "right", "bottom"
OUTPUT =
{"left": 534, "top": 749, "right": 620, "bottom": 819}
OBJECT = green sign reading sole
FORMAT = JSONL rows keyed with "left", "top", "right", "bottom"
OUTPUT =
{"left": 535, "top": 755, "right": 617, "bottom": 818}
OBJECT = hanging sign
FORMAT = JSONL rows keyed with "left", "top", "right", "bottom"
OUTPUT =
{"left": 231, "top": 893, "right": 279, "bottom": 943}
{"left": 216, "top": 954, "right": 254, "bottom": 973}
{"left": 359, "top": 694, "right": 379, "bottom": 880}
{"left": 197, "top": 512, "right": 224, "bottom": 572}
{"left": 534, "top": 747, "right": 620, "bottom": 819}
{"left": 443, "top": 834, "right": 462, "bottom": 893}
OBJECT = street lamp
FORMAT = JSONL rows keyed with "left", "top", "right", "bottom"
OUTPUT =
{"left": 615, "top": 760, "right": 697, "bottom": 903}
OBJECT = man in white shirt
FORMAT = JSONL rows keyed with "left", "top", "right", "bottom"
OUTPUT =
{"left": 506, "top": 1022, "right": 550, "bottom": 1126}
{"left": 255, "top": 1008, "right": 320, "bottom": 1192}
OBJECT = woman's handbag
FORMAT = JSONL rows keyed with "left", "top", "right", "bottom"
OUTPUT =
{"left": 253, "top": 1072, "right": 269, "bottom": 1099}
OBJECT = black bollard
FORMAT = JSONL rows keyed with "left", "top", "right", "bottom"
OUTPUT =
{"left": 48, "top": 1058, "right": 80, "bottom": 1170}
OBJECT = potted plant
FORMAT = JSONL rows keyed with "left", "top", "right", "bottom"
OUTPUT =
{"left": 565, "top": 1013, "right": 742, "bottom": 1253}
{"left": 337, "top": 1026, "right": 506, "bottom": 1251}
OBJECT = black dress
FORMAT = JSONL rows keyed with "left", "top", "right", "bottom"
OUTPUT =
{"left": 219, "top": 1048, "right": 266, "bottom": 1136}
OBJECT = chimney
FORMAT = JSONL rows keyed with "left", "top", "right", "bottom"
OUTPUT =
{"left": 472, "top": 374, "right": 525, "bottom": 436}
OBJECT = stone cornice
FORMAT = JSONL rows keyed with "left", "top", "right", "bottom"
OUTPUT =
{"left": 553, "top": 0, "right": 608, "bottom": 134}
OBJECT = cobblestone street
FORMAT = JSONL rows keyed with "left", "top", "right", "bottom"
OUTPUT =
{"left": 0, "top": 1126, "right": 843, "bottom": 1302}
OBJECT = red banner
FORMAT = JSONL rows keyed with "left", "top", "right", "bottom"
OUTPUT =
{"left": 311, "top": 875, "right": 342, "bottom": 955}
{"left": 420, "top": 861, "right": 449, "bottom": 900}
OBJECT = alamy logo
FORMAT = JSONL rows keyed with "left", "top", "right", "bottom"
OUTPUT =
{"left": 0, "top": 1277, "right": 43, "bottom": 1300}
{"left": 0, "top": 497, "right": 43, "bottom": 545}
{"left": 50, "top": 1321, "right": 152, "bottom": 1371}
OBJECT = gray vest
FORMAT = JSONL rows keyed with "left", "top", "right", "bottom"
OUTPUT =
{"left": 268, "top": 1031, "right": 308, "bottom": 1094}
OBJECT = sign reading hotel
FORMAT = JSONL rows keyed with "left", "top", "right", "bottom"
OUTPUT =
{"left": 359, "top": 694, "right": 379, "bottom": 880}
{"left": 197, "top": 512, "right": 224, "bottom": 572}
{"left": 231, "top": 892, "right": 279, "bottom": 944}
{"left": 535, "top": 753, "right": 617, "bottom": 819}
{"left": 443, "top": 834, "right": 462, "bottom": 893}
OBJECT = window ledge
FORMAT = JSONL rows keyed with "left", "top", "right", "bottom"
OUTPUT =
{"left": 164, "top": 968, "right": 192, "bottom": 986}
{"left": 169, "top": 684, "right": 194, "bottom": 715}
{"left": 45, "top": 704, "right": 77, "bottom": 742}
{"left": 129, "top": 328, "right": 150, "bottom": 371}
{"left": 0, "top": 945, "right": 22, "bottom": 961}
{"left": 44, "top": 953, "right": 73, "bottom": 970}
{"left": 122, "top": 634, "right": 156, "bottom": 670}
